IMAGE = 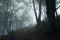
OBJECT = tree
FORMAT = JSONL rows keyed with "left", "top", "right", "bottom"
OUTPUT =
{"left": 33, "top": 0, "right": 41, "bottom": 26}
{"left": 0, "top": 0, "right": 21, "bottom": 35}
{"left": 45, "top": 0, "right": 56, "bottom": 33}
{"left": 0, "top": 0, "right": 12, "bottom": 36}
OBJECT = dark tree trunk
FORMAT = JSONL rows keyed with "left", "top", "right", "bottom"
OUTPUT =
{"left": 37, "top": 0, "right": 41, "bottom": 26}
{"left": 45, "top": 0, "right": 56, "bottom": 33}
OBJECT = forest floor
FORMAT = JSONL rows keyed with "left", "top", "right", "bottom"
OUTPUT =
{"left": 0, "top": 26, "right": 46, "bottom": 40}
{"left": 0, "top": 27, "right": 60, "bottom": 40}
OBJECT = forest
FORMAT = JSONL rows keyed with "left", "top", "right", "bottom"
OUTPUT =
{"left": 0, "top": 0, "right": 60, "bottom": 40}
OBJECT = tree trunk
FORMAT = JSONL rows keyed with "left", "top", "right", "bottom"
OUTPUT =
{"left": 45, "top": 0, "right": 56, "bottom": 33}
{"left": 38, "top": 0, "right": 41, "bottom": 25}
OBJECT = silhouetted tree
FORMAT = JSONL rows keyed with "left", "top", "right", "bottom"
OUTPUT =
{"left": 45, "top": 0, "right": 56, "bottom": 33}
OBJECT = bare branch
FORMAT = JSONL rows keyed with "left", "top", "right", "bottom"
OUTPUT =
{"left": 38, "top": 0, "right": 41, "bottom": 22}
{"left": 56, "top": 5, "right": 60, "bottom": 10}
{"left": 32, "top": 0, "right": 38, "bottom": 22}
